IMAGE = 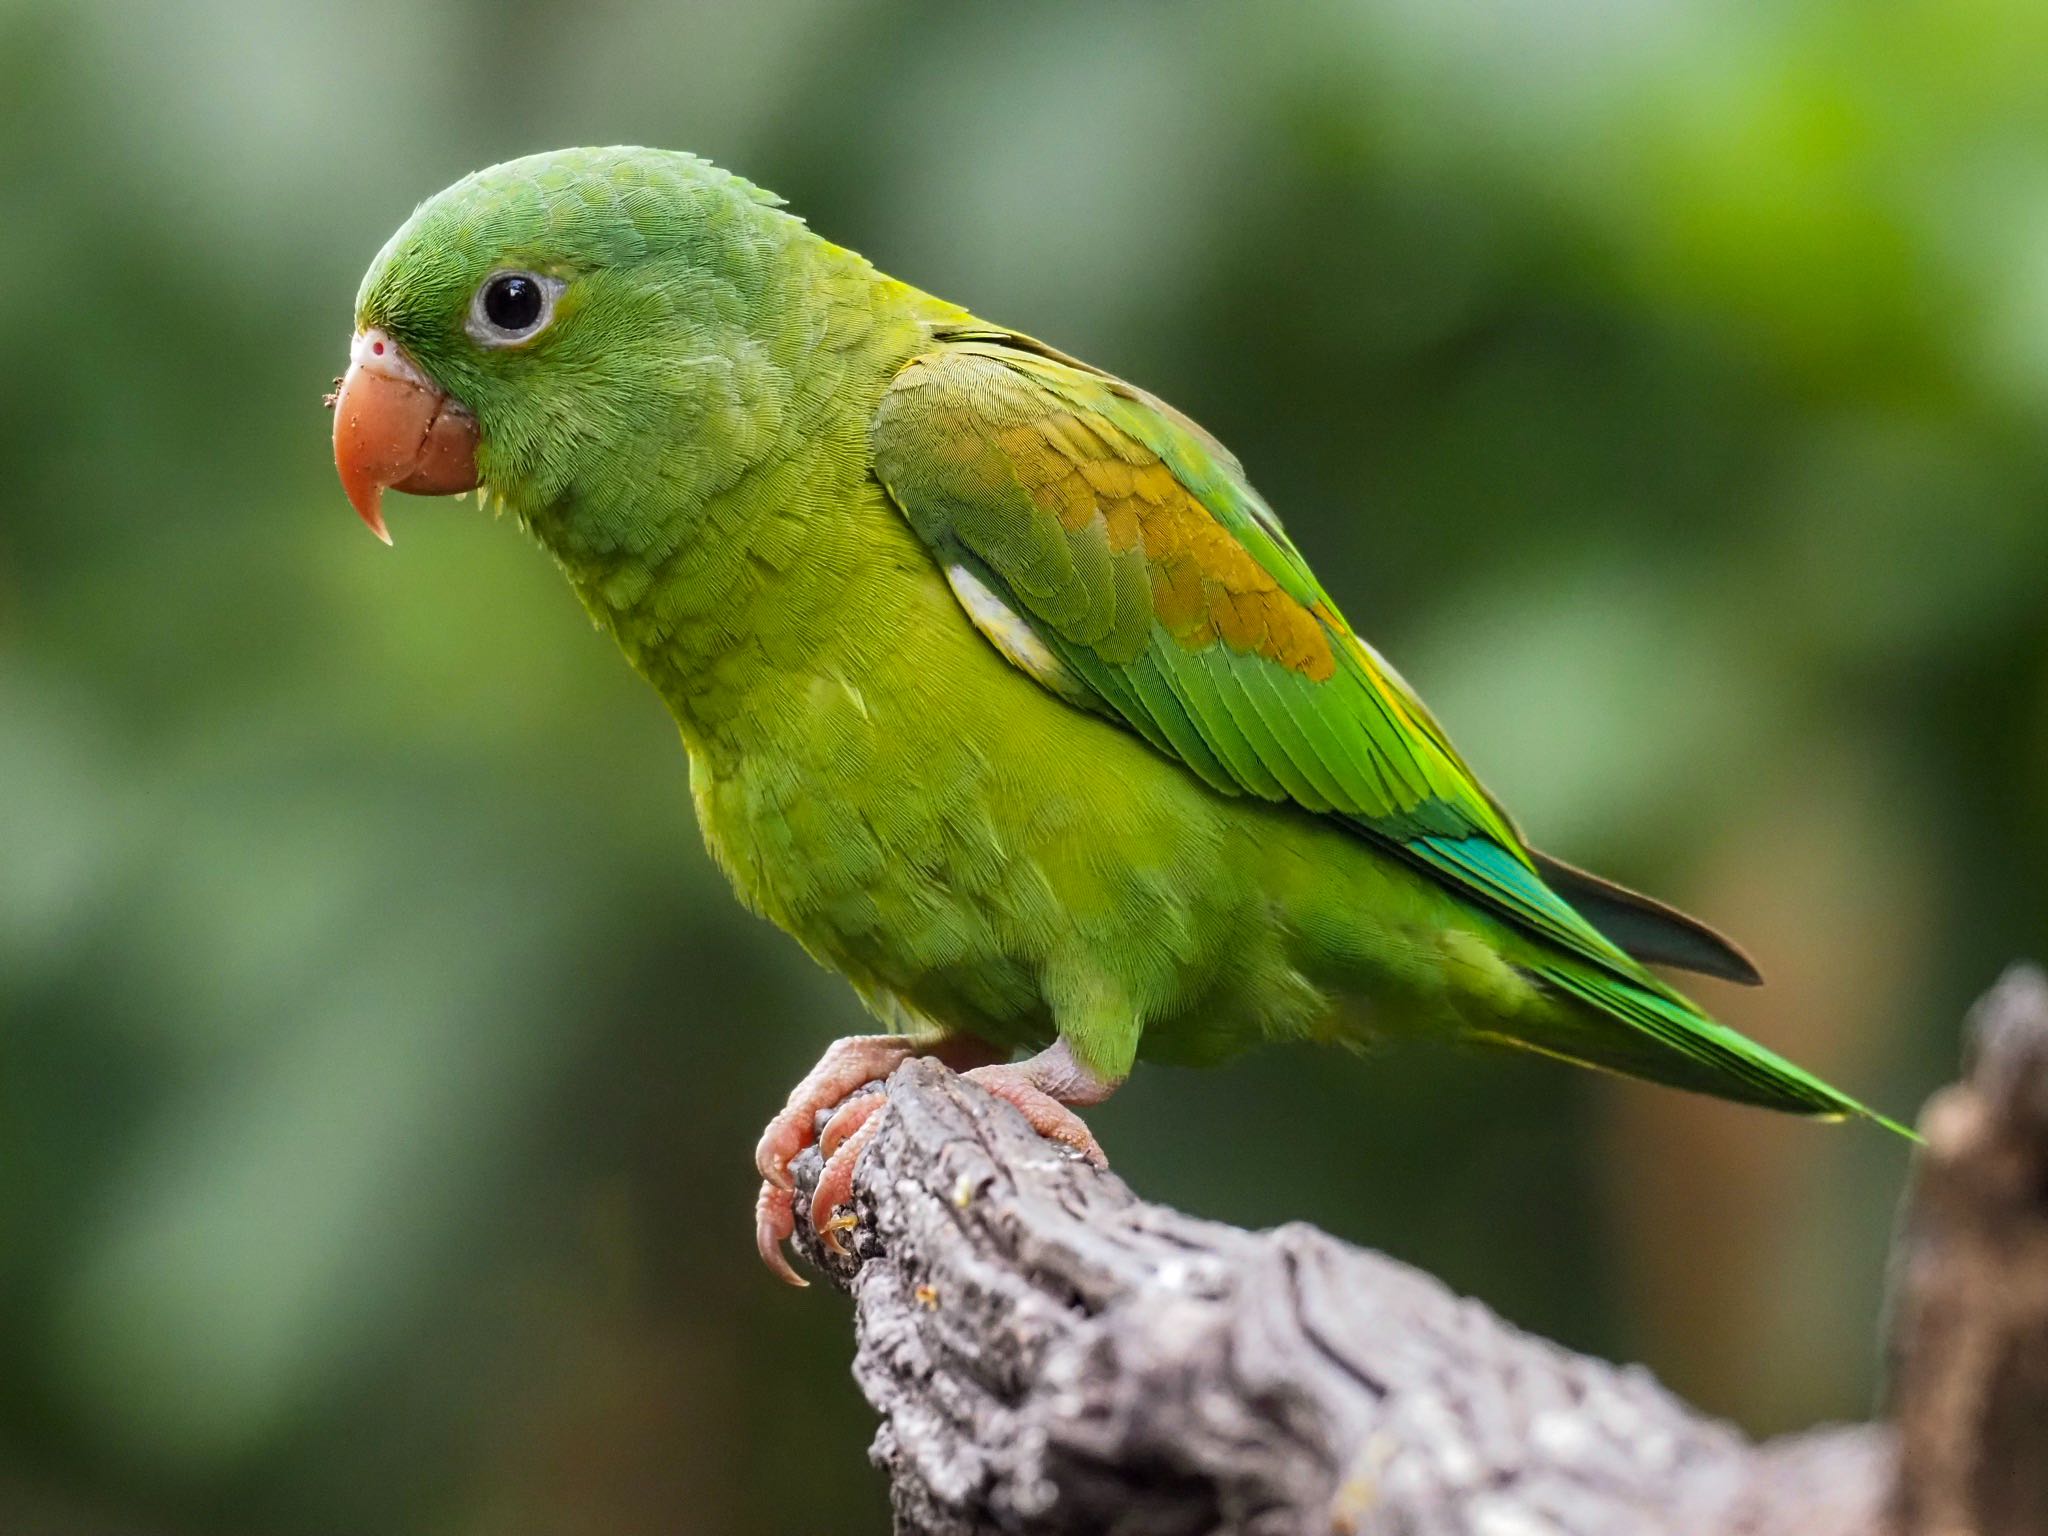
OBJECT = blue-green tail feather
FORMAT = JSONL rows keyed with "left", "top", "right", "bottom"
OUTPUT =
{"left": 1379, "top": 833, "right": 1915, "bottom": 1139}
{"left": 1502, "top": 959, "right": 1918, "bottom": 1140}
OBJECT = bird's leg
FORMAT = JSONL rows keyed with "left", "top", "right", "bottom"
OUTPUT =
{"left": 754, "top": 1031, "right": 1000, "bottom": 1285}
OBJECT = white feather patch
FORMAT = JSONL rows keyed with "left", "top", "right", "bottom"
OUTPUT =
{"left": 945, "top": 564, "right": 1087, "bottom": 700}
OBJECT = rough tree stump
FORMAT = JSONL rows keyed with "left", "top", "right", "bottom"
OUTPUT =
{"left": 790, "top": 968, "right": 2048, "bottom": 1536}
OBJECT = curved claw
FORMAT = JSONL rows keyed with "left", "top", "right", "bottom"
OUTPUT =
{"left": 755, "top": 1181, "right": 807, "bottom": 1288}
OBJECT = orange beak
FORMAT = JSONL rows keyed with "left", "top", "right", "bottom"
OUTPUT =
{"left": 330, "top": 328, "right": 480, "bottom": 544}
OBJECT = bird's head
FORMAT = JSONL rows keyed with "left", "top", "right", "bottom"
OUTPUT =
{"left": 331, "top": 146, "right": 793, "bottom": 545}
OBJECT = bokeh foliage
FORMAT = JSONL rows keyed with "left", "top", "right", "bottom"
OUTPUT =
{"left": 3, "top": 1, "right": 2044, "bottom": 1530}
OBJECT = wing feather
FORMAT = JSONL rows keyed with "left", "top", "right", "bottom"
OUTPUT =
{"left": 874, "top": 332, "right": 1647, "bottom": 980}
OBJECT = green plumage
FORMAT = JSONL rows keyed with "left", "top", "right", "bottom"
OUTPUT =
{"left": 354, "top": 147, "right": 1904, "bottom": 1134}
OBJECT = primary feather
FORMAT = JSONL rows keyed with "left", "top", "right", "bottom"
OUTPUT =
{"left": 349, "top": 147, "right": 1902, "bottom": 1134}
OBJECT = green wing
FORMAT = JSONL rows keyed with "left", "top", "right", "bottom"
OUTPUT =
{"left": 872, "top": 329, "right": 1912, "bottom": 1133}
{"left": 875, "top": 329, "right": 1648, "bottom": 984}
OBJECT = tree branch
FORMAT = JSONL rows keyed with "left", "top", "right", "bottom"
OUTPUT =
{"left": 1886, "top": 966, "right": 2048, "bottom": 1536}
{"left": 791, "top": 966, "right": 2048, "bottom": 1536}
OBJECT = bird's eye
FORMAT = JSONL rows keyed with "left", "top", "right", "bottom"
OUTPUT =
{"left": 467, "top": 270, "right": 559, "bottom": 346}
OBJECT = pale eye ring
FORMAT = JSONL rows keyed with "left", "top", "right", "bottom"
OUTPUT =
{"left": 467, "top": 270, "right": 562, "bottom": 346}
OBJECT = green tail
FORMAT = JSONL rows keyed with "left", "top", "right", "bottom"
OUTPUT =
{"left": 1491, "top": 959, "right": 1919, "bottom": 1140}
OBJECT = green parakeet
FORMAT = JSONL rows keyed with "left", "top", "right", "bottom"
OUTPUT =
{"left": 331, "top": 147, "right": 1906, "bottom": 1283}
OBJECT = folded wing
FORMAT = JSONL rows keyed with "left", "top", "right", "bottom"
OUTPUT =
{"left": 875, "top": 330, "right": 1684, "bottom": 985}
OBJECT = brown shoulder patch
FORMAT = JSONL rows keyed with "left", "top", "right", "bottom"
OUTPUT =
{"left": 1009, "top": 407, "right": 1336, "bottom": 680}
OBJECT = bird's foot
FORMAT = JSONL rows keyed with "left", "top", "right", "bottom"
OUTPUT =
{"left": 755, "top": 1035, "right": 1122, "bottom": 1283}
{"left": 800, "top": 1066, "right": 1108, "bottom": 1262}
{"left": 753, "top": 1032, "right": 998, "bottom": 1285}
{"left": 959, "top": 1062, "right": 1110, "bottom": 1168}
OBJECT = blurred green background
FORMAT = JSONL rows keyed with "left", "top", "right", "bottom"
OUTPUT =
{"left": 4, "top": 0, "right": 2044, "bottom": 1530}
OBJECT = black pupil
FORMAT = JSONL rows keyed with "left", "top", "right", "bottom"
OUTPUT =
{"left": 484, "top": 274, "right": 542, "bottom": 331}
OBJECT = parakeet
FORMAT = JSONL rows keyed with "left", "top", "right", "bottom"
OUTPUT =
{"left": 331, "top": 147, "right": 1907, "bottom": 1284}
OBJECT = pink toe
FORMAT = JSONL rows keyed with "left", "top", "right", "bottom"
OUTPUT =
{"left": 819, "top": 1091, "right": 887, "bottom": 1163}
{"left": 962, "top": 1066, "right": 1109, "bottom": 1167}
{"left": 809, "top": 1112, "right": 886, "bottom": 1245}
{"left": 755, "top": 1117, "right": 808, "bottom": 1190}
